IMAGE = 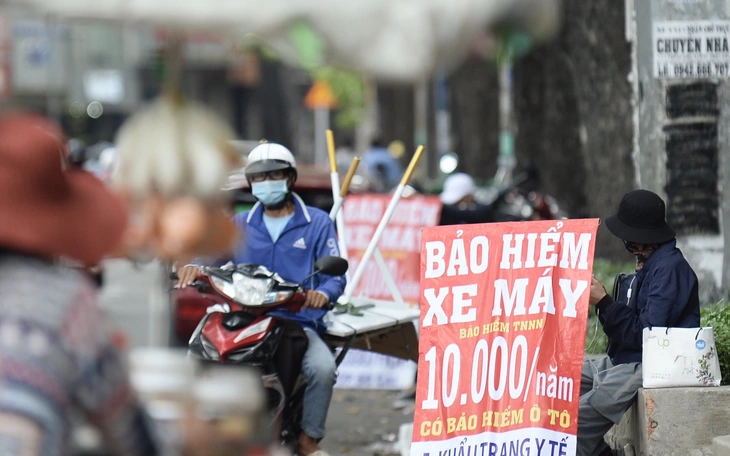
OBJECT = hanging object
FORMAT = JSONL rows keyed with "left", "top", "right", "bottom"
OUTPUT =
{"left": 114, "top": 95, "right": 238, "bottom": 199}
{"left": 112, "top": 38, "right": 240, "bottom": 261}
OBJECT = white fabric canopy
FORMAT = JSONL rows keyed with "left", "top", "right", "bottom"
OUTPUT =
{"left": 5, "top": 0, "right": 560, "bottom": 81}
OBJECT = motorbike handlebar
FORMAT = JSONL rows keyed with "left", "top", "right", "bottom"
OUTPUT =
{"left": 169, "top": 270, "right": 332, "bottom": 310}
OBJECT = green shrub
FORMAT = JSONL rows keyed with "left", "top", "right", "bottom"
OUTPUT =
{"left": 584, "top": 259, "right": 635, "bottom": 355}
{"left": 592, "top": 258, "right": 635, "bottom": 293}
{"left": 701, "top": 302, "right": 730, "bottom": 386}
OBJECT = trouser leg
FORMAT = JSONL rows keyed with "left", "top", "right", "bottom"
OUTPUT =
{"left": 300, "top": 328, "right": 338, "bottom": 439}
{"left": 577, "top": 359, "right": 642, "bottom": 456}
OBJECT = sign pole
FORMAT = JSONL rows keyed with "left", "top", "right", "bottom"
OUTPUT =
{"left": 494, "top": 34, "right": 516, "bottom": 187}
{"left": 329, "top": 155, "right": 361, "bottom": 222}
{"left": 339, "top": 145, "right": 425, "bottom": 304}
{"left": 329, "top": 155, "right": 404, "bottom": 304}
{"left": 331, "top": 168, "right": 405, "bottom": 305}
{"left": 305, "top": 79, "right": 337, "bottom": 166}
{"left": 326, "top": 130, "right": 350, "bottom": 266}
{"left": 315, "top": 108, "right": 330, "bottom": 166}
{"left": 372, "top": 248, "right": 405, "bottom": 305}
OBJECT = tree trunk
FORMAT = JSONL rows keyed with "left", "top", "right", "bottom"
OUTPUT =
{"left": 449, "top": 0, "right": 634, "bottom": 260}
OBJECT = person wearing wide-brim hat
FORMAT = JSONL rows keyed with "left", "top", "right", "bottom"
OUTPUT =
{"left": 0, "top": 112, "right": 160, "bottom": 455}
{"left": 577, "top": 189, "right": 700, "bottom": 456}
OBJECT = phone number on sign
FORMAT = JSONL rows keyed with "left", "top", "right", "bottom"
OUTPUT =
{"left": 420, "top": 336, "right": 574, "bottom": 410}
{"left": 664, "top": 62, "right": 730, "bottom": 77}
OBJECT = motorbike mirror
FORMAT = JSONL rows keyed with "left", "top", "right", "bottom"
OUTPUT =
{"left": 313, "top": 256, "right": 349, "bottom": 277}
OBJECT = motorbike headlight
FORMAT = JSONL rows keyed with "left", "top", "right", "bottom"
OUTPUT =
{"left": 211, "top": 273, "right": 275, "bottom": 305}
{"left": 210, "top": 276, "right": 236, "bottom": 299}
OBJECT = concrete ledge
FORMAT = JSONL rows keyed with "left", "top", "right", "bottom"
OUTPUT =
{"left": 714, "top": 435, "right": 730, "bottom": 456}
{"left": 605, "top": 387, "right": 730, "bottom": 456}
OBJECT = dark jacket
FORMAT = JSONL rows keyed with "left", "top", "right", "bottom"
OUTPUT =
{"left": 438, "top": 202, "right": 494, "bottom": 226}
{"left": 596, "top": 239, "right": 700, "bottom": 364}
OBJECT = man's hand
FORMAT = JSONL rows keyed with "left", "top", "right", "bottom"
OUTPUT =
{"left": 304, "top": 290, "right": 329, "bottom": 309}
{"left": 589, "top": 275, "right": 607, "bottom": 306}
{"left": 175, "top": 265, "right": 200, "bottom": 288}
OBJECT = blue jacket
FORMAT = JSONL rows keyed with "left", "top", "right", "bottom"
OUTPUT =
{"left": 231, "top": 194, "right": 346, "bottom": 333}
{"left": 597, "top": 240, "right": 700, "bottom": 364}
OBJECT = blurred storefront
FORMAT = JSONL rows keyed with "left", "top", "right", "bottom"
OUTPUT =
{"left": 0, "top": 9, "right": 278, "bottom": 145}
{"left": 6, "top": 16, "right": 69, "bottom": 113}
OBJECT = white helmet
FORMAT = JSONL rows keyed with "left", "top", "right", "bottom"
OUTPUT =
{"left": 244, "top": 142, "right": 297, "bottom": 176}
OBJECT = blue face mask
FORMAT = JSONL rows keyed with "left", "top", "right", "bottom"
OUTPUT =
{"left": 251, "top": 179, "right": 289, "bottom": 206}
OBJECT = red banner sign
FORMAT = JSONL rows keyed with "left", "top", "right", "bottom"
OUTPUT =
{"left": 412, "top": 219, "right": 599, "bottom": 456}
{"left": 343, "top": 194, "right": 442, "bottom": 303}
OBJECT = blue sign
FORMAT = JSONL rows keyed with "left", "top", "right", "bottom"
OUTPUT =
{"left": 696, "top": 339, "right": 706, "bottom": 350}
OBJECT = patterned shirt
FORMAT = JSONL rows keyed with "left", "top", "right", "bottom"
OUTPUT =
{"left": 0, "top": 253, "right": 159, "bottom": 456}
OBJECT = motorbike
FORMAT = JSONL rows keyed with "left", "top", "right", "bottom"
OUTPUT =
{"left": 437, "top": 153, "right": 569, "bottom": 222}
{"left": 473, "top": 167, "right": 569, "bottom": 222}
{"left": 170, "top": 256, "right": 349, "bottom": 451}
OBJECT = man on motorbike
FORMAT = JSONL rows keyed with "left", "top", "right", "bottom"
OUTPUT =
{"left": 178, "top": 142, "right": 345, "bottom": 456}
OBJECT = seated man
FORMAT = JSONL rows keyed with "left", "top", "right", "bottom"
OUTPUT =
{"left": 582, "top": 189, "right": 700, "bottom": 456}
{"left": 178, "top": 142, "right": 345, "bottom": 456}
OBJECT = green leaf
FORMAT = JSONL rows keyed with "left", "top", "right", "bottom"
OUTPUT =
{"left": 311, "top": 66, "right": 366, "bottom": 129}
{"left": 289, "top": 21, "right": 326, "bottom": 71}
{"left": 701, "top": 301, "right": 730, "bottom": 385}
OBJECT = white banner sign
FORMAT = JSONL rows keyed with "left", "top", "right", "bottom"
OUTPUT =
{"left": 654, "top": 21, "right": 730, "bottom": 79}
{"left": 334, "top": 349, "right": 417, "bottom": 390}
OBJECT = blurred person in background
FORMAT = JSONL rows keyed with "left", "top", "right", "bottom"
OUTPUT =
{"left": 335, "top": 136, "right": 357, "bottom": 175}
{"left": 438, "top": 172, "right": 493, "bottom": 226}
{"left": 0, "top": 113, "right": 160, "bottom": 456}
{"left": 362, "top": 138, "right": 402, "bottom": 193}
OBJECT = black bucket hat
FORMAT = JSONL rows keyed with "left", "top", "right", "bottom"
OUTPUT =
{"left": 604, "top": 189, "right": 676, "bottom": 244}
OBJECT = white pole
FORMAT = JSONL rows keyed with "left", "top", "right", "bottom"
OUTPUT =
{"left": 331, "top": 175, "right": 348, "bottom": 261}
{"left": 329, "top": 156, "right": 361, "bottom": 222}
{"left": 329, "top": 195, "right": 344, "bottom": 222}
{"left": 325, "top": 130, "right": 350, "bottom": 265}
{"left": 339, "top": 146, "right": 425, "bottom": 304}
{"left": 315, "top": 108, "right": 330, "bottom": 166}
{"left": 373, "top": 248, "right": 405, "bottom": 305}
